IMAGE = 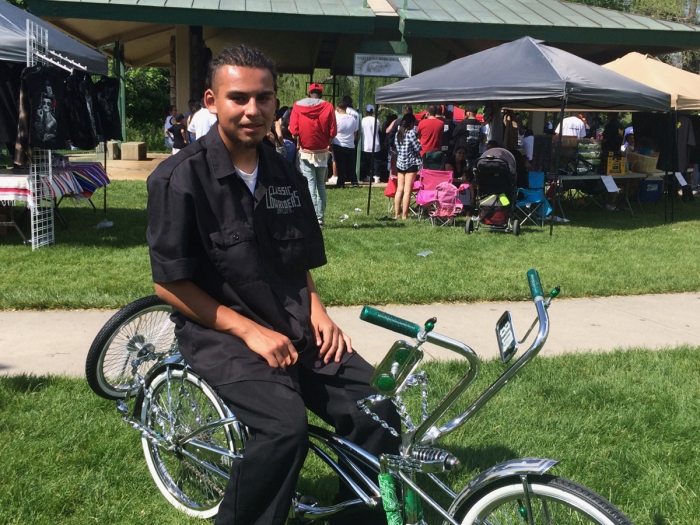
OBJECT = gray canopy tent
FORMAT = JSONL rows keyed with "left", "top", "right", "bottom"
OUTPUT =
{"left": 375, "top": 37, "right": 670, "bottom": 112}
{"left": 376, "top": 37, "right": 671, "bottom": 233}
{"left": 0, "top": 0, "right": 107, "bottom": 74}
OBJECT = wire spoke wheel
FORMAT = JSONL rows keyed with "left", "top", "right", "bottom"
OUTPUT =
{"left": 86, "top": 296, "right": 176, "bottom": 399}
{"left": 141, "top": 368, "right": 233, "bottom": 519}
{"left": 459, "top": 476, "right": 633, "bottom": 525}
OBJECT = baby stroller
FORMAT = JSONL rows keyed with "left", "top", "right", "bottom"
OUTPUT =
{"left": 467, "top": 148, "right": 520, "bottom": 236}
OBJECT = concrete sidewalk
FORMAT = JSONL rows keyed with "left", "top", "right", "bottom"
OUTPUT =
{"left": 1, "top": 292, "right": 699, "bottom": 378}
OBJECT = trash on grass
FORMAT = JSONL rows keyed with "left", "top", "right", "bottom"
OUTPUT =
{"left": 339, "top": 214, "right": 349, "bottom": 220}
{"left": 94, "top": 219, "right": 113, "bottom": 229}
{"left": 353, "top": 223, "right": 359, "bottom": 229}
{"left": 354, "top": 207, "right": 362, "bottom": 212}
{"left": 416, "top": 250, "right": 433, "bottom": 257}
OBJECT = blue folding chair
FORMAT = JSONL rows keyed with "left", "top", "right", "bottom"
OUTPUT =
{"left": 516, "top": 171, "right": 551, "bottom": 227}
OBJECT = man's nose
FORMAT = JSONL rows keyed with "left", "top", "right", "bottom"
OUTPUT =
{"left": 245, "top": 98, "right": 261, "bottom": 116}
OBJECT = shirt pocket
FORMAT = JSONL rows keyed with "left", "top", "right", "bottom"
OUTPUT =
{"left": 208, "top": 221, "right": 264, "bottom": 285}
{"left": 267, "top": 217, "right": 309, "bottom": 278}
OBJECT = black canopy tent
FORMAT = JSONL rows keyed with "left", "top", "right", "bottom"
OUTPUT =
{"left": 375, "top": 37, "right": 671, "bottom": 233}
{"left": 0, "top": 0, "right": 107, "bottom": 75}
{"left": 375, "top": 37, "right": 670, "bottom": 112}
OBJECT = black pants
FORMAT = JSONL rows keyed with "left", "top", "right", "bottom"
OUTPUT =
{"left": 213, "top": 354, "right": 400, "bottom": 525}
{"left": 333, "top": 144, "right": 358, "bottom": 187}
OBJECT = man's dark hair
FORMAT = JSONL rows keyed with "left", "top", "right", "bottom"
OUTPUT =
{"left": 207, "top": 44, "right": 278, "bottom": 91}
{"left": 342, "top": 95, "right": 353, "bottom": 107}
{"left": 337, "top": 100, "right": 348, "bottom": 111}
{"left": 427, "top": 105, "right": 437, "bottom": 116}
{"left": 175, "top": 113, "right": 184, "bottom": 122}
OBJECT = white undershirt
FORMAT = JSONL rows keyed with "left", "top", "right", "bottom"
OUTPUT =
{"left": 234, "top": 162, "right": 259, "bottom": 194}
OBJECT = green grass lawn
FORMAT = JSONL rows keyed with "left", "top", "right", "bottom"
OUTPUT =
{"left": 0, "top": 180, "right": 698, "bottom": 309}
{"left": 1, "top": 348, "right": 699, "bottom": 524}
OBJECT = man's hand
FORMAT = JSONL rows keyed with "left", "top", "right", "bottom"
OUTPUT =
{"left": 310, "top": 308, "right": 353, "bottom": 364}
{"left": 241, "top": 324, "right": 298, "bottom": 369}
{"left": 154, "top": 280, "right": 297, "bottom": 369}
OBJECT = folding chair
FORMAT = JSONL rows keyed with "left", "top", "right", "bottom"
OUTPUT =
{"left": 415, "top": 169, "right": 453, "bottom": 220}
{"left": 422, "top": 151, "right": 445, "bottom": 170}
{"left": 636, "top": 177, "right": 663, "bottom": 213}
{"left": 429, "top": 182, "right": 463, "bottom": 226}
{"left": 515, "top": 171, "right": 551, "bottom": 226}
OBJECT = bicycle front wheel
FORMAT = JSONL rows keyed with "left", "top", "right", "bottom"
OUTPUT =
{"left": 85, "top": 295, "right": 175, "bottom": 400}
{"left": 457, "top": 475, "right": 634, "bottom": 525}
{"left": 141, "top": 367, "right": 234, "bottom": 519}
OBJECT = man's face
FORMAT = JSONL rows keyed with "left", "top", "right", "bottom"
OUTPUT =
{"left": 205, "top": 65, "right": 276, "bottom": 149}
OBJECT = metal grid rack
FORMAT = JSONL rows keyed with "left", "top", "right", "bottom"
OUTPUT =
{"left": 25, "top": 20, "right": 88, "bottom": 249}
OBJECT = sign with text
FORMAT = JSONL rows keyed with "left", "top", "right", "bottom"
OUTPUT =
{"left": 353, "top": 54, "right": 412, "bottom": 78}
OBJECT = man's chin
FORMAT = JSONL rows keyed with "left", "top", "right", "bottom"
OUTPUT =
{"left": 242, "top": 139, "right": 260, "bottom": 149}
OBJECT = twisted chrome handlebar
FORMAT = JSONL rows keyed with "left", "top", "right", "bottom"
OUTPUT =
{"left": 360, "top": 270, "right": 551, "bottom": 446}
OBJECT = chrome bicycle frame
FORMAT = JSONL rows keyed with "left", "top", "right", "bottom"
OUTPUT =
{"left": 117, "top": 276, "right": 554, "bottom": 524}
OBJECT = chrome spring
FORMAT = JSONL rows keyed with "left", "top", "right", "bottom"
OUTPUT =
{"left": 410, "top": 446, "right": 461, "bottom": 471}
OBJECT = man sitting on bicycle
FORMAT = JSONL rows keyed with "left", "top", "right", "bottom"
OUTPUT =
{"left": 146, "top": 44, "right": 399, "bottom": 525}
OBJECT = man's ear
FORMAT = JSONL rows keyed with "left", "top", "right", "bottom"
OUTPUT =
{"left": 204, "top": 88, "right": 217, "bottom": 114}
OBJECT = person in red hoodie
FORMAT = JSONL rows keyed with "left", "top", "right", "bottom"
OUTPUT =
{"left": 289, "top": 83, "right": 337, "bottom": 226}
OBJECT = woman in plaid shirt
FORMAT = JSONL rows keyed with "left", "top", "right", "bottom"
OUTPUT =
{"left": 394, "top": 113, "right": 421, "bottom": 220}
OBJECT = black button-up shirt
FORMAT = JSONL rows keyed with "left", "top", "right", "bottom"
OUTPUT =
{"left": 147, "top": 125, "right": 330, "bottom": 389}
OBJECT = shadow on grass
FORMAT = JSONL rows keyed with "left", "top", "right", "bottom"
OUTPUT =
{"left": 0, "top": 374, "right": 57, "bottom": 394}
{"left": 549, "top": 199, "right": 700, "bottom": 231}
{"left": 448, "top": 444, "right": 520, "bottom": 473}
{"left": 652, "top": 513, "right": 670, "bottom": 525}
{"left": 0, "top": 207, "right": 148, "bottom": 248}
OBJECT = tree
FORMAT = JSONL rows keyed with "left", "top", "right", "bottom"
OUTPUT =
{"left": 124, "top": 67, "right": 170, "bottom": 129}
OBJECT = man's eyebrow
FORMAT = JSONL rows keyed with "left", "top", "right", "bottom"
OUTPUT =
{"left": 225, "top": 90, "right": 275, "bottom": 97}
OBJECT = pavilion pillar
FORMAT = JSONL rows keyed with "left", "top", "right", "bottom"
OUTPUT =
{"left": 530, "top": 112, "right": 545, "bottom": 135}
{"left": 113, "top": 41, "right": 126, "bottom": 142}
{"left": 175, "top": 25, "right": 191, "bottom": 114}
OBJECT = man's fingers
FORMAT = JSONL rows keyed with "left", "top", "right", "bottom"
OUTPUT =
{"left": 318, "top": 325, "right": 332, "bottom": 356}
{"left": 323, "top": 328, "right": 340, "bottom": 364}
{"left": 288, "top": 343, "right": 298, "bottom": 365}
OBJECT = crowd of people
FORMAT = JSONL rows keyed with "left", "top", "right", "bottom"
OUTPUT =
{"left": 163, "top": 85, "right": 588, "bottom": 222}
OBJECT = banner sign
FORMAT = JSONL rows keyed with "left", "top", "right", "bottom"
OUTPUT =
{"left": 353, "top": 54, "right": 412, "bottom": 78}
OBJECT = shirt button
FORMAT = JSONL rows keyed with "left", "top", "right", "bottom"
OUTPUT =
{"left": 233, "top": 234, "right": 239, "bottom": 240}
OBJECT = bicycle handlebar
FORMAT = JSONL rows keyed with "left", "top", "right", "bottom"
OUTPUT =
{"left": 360, "top": 269, "right": 551, "bottom": 446}
{"left": 360, "top": 307, "right": 421, "bottom": 339}
{"left": 527, "top": 269, "right": 544, "bottom": 301}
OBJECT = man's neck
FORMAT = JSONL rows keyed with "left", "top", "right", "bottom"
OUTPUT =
{"left": 218, "top": 125, "right": 259, "bottom": 173}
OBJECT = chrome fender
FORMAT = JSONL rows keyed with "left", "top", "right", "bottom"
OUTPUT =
{"left": 447, "top": 457, "right": 559, "bottom": 519}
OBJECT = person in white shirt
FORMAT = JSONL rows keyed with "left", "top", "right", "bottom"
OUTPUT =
{"left": 187, "top": 106, "right": 218, "bottom": 140}
{"left": 521, "top": 128, "right": 534, "bottom": 161}
{"left": 164, "top": 105, "right": 177, "bottom": 151}
{"left": 342, "top": 96, "right": 360, "bottom": 130}
{"left": 554, "top": 114, "right": 586, "bottom": 138}
{"left": 361, "top": 104, "right": 381, "bottom": 181}
{"left": 332, "top": 101, "right": 359, "bottom": 188}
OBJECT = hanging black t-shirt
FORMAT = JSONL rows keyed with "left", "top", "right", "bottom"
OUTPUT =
{"left": 66, "top": 71, "right": 99, "bottom": 150}
{"left": 22, "top": 65, "right": 69, "bottom": 149}
{"left": 170, "top": 123, "right": 187, "bottom": 149}
{"left": 0, "top": 62, "right": 22, "bottom": 145}
{"left": 93, "top": 77, "right": 123, "bottom": 141}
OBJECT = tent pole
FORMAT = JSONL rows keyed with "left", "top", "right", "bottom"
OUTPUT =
{"left": 356, "top": 75, "right": 365, "bottom": 185}
{"left": 367, "top": 107, "right": 378, "bottom": 215}
{"left": 671, "top": 109, "right": 678, "bottom": 222}
{"left": 550, "top": 92, "right": 568, "bottom": 236}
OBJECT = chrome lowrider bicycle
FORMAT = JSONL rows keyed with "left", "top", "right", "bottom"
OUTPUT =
{"left": 86, "top": 270, "right": 634, "bottom": 524}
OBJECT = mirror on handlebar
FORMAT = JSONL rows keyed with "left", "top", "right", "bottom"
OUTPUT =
{"left": 495, "top": 311, "right": 518, "bottom": 363}
{"left": 370, "top": 341, "right": 424, "bottom": 396}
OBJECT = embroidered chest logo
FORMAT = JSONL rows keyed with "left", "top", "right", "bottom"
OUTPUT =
{"left": 266, "top": 186, "right": 301, "bottom": 214}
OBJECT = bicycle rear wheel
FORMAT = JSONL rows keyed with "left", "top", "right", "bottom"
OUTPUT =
{"left": 456, "top": 475, "right": 634, "bottom": 525}
{"left": 85, "top": 295, "right": 175, "bottom": 400}
{"left": 140, "top": 367, "right": 235, "bottom": 519}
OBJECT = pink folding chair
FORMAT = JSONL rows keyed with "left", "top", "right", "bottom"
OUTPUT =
{"left": 415, "top": 169, "right": 453, "bottom": 220}
{"left": 430, "top": 182, "right": 463, "bottom": 226}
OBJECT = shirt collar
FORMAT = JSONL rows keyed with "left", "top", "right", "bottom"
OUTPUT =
{"left": 204, "top": 125, "right": 237, "bottom": 180}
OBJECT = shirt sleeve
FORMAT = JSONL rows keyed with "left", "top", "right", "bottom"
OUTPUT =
{"left": 147, "top": 172, "right": 203, "bottom": 283}
{"left": 289, "top": 105, "right": 299, "bottom": 136}
{"left": 411, "top": 131, "right": 421, "bottom": 154}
